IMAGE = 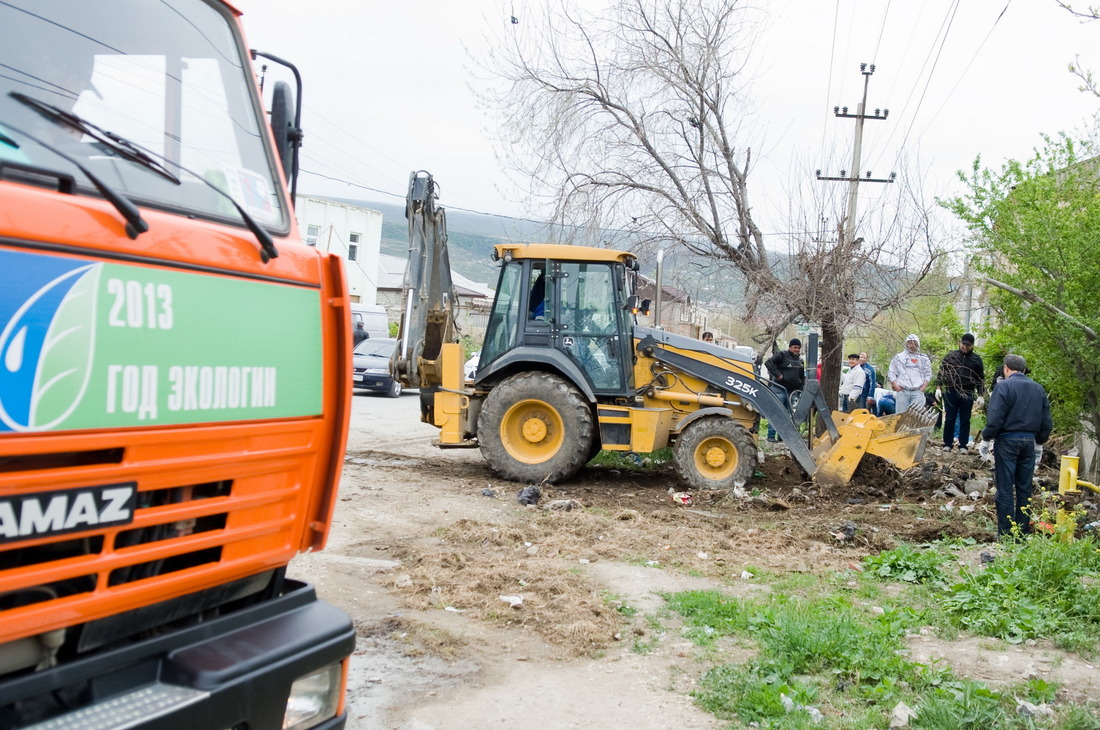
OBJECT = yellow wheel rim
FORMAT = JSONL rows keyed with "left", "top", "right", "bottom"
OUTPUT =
{"left": 500, "top": 398, "right": 564, "bottom": 464}
{"left": 693, "top": 436, "right": 738, "bottom": 481}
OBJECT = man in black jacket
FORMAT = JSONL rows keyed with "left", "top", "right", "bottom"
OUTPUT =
{"left": 981, "top": 354, "right": 1052, "bottom": 537}
{"left": 764, "top": 338, "right": 805, "bottom": 442}
{"left": 937, "top": 333, "right": 985, "bottom": 452}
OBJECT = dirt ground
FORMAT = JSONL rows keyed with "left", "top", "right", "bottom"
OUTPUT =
{"left": 288, "top": 394, "right": 1100, "bottom": 729}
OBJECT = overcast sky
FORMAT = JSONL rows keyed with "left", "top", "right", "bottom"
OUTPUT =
{"left": 233, "top": 0, "right": 1100, "bottom": 237}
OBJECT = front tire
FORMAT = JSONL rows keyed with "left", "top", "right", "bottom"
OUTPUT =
{"left": 387, "top": 378, "right": 402, "bottom": 398}
{"left": 673, "top": 417, "right": 756, "bottom": 491}
{"left": 478, "top": 371, "right": 595, "bottom": 483}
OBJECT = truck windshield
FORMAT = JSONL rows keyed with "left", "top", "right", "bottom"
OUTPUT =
{"left": 0, "top": 0, "right": 286, "bottom": 229}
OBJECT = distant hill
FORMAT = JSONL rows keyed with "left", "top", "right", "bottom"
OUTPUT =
{"left": 326, "top": 196, "right": 755, "bottom": 304}
{"left": 331, "top": 197, "right": 559, "bottom": 284}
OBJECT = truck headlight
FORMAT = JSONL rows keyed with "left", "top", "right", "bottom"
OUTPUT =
{"left": 283, "top": 662, "right": 343, "bottom": 730}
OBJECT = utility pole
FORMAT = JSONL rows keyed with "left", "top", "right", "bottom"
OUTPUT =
{"left": 816, "top": 63, "right": 895, "bottom": 246}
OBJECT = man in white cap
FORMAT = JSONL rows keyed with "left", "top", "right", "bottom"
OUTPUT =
{"left": 888, "top": 334, "right": 932, "bottom": 414}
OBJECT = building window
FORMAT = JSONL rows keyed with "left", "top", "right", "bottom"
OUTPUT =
{"left": 348, "top": 244, "right": 358, "bottom": 261}
{"left": 306, "top": 224, "right": 320, "bottom": 247}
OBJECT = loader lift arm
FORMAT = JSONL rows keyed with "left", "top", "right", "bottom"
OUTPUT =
{"left": 638, "top": 335, "right": 834, "bottom": 476}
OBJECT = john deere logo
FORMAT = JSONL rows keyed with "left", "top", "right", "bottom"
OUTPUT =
{"left": 0, "top": 251, "right": 99, "bottom": 432}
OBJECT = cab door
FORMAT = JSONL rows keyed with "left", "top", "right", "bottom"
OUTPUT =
{"left": 554, "top": 261, "right": 630, "bottom": 394}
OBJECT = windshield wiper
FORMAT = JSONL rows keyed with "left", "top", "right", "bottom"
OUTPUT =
{"left": 1, "top": 120, "right": 148, "bottom": 239}
{"left": 11, "top": 92, "right": 180, "bottom": 185}
{"left": 8, "top": 92, "right": 278, "bottom": 263}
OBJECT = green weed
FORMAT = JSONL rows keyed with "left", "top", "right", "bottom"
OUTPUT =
{"left": 863, "top": 544, "right": 952, "bottom": 586}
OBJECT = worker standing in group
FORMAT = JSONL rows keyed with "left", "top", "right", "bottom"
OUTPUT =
{"left": 981, "top": 354, "right": 1052, "bottom": 538}
{"left": 764, "top": 339, "right": 805, "bottom": 442}
{"left": 937, "top": 333, "right": 985, "bottom": 453}
{"left": 888, "top": 334, "right": 932, "bottom": 414}
{"left": 841, "top": 353, "right": 866, "bottom": 412}
{"left": 858, "top": 352, "right": 877, "bottom": 415}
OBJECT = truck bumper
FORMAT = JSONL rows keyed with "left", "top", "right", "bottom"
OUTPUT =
{"left": 3, "top": 580, "right": 356, "bottom": 730}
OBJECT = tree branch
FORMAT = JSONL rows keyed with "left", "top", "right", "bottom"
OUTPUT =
{"left": 983, "top": 275, "right": 1098, "bottom": 341}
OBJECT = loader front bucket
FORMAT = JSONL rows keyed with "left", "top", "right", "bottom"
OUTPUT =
{"left": 810, "top": 407, "right": 936, "bottom": 487}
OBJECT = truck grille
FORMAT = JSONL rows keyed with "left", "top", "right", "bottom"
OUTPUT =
{"left": 0, "top": 421, "right": 324, "bottom": 648}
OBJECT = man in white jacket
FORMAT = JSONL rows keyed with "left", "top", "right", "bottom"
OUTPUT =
{"left": 888, "top": 334, "right": 932, "bottom": 414}
{"left": 841, "top": 353, "right": 866, "bottom": 412}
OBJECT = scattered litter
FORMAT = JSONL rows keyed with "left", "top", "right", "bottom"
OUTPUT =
{"left": 740, "top": 570, "right": 754, "bottom": 580}
{"left": 481, "top": 487, "right": 497, "bottom": 497}
{"left": 963, "top": 477, "right": 988, "bottom": 497}
{"left": 526, "top": 545, "right": 539, "bottom": 556}
{"left": 578, "top": 558, "right": 590, "bottom": 565}
{"left": 846, "top": 498, "right": 866, "bottom": 505}
{"left": 697, "top": 551, "right": 709, "bottom": 560}
{"left": 394, "top": 574, "right": 413, "bottom": 588}
{"left": 443, "top": 606, "right": 466, "bottom": 613}
{"left": 831, "top": 521, "right": 857, "bottom": 541}
{"left": 980, "top": 551, "right": 997, "bottom": 564}
{"left": 847, "top": 561, "right": 864, "bottom": 573}
{"left": 517, "top": 485, "right": 541, "bottom": 506}
{"left": 1016, "top": 699, "right": 1053, "bottom": 718}
{"left": 1084, "top": 521, "right": 1100, "bottom": 532}
{"left": 545, "top": 499, "right": 582, "bottom": 511}
{"left": 780, "top": 693, "right": 824, "bottom": 724}
{"left": 644, "top": 560, "right": 660, "bottom": 567}
{"left": 668, "top": 489, "right": 693, "bottom": 506}
{"left": 367, "top": 676, "right": 383, "bottom": 684}
{"left": 499, "top": 595, "right": 524, "bottom": 608}
{"left": 889, "top": 700, "right": 918, "bottom": 727}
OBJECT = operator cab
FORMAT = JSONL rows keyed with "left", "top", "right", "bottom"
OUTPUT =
{"left": 479, "top": 244, "right": 637, "bottom": 396}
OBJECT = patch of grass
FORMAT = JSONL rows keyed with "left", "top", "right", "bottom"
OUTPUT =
{"left": 665, "top": 587, "right": 1100, "bottom": 728}
{"left": 941, "top": 535, "right": 1100, "bottom": 648}
{"left": 588, "top": 448, "right": 673, "bottom": 469}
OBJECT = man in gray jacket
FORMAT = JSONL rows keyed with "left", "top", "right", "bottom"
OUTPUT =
{"left": 981, "top": 354, "right": 1052, "bottom": 537}
{"left": 887, "top": 334, "right": 932, "bottom": 414}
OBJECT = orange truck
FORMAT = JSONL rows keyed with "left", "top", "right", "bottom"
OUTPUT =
{"left": 0, "top": 2, "right": 356, "bottom": 728}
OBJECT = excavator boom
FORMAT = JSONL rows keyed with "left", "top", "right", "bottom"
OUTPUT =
{"left": 394, "top": 171, "right": 458, "bottom": 395}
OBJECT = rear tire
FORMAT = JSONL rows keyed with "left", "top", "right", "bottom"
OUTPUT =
{"left": 478, "top": 372, "right": 594, "bottom": 483}
{"left": 673, "top": 417, "right": 756, "bottom": 491}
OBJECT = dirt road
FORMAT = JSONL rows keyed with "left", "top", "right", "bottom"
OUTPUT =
{"left": 289, "top": 391, "right": 1099, "bottom": 729}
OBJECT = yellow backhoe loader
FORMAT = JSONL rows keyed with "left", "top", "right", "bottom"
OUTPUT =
{"left": 393, "top": 171, "right": 933, "bottom": 489}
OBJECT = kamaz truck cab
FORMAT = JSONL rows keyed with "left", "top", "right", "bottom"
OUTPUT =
{"left": 0, "top": 2, "right": 355, "bottom": 728}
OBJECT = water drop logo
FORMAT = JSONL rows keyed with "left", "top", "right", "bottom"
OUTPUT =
{"left": 0, "top": 251, "right": 100, "bottom": 432}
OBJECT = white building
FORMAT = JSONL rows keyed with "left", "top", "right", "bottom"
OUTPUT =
{"left": 294, "top": 196, "right": 382, "bottom": 304}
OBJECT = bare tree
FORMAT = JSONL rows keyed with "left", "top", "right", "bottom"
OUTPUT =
{"left": 481, "top": 0, "right": 944, "bottom": 408}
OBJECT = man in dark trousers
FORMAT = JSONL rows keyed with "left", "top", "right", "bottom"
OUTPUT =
{"left": 764, "top": 338, "right": 805, "bottom": 442}
{"left": 937, "top": 333, "right": 985, "bottom": 453}
{"left": 981, "top": 354, "right": 1052, "bottom": 538}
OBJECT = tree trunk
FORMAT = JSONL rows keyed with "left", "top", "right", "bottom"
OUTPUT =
{"left": 819, "top": 316, "right": 844, "bottom": 413}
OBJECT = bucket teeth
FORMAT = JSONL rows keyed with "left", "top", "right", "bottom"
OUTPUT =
{"left": 897, "top": 404, "right": 938, "bottom": 431}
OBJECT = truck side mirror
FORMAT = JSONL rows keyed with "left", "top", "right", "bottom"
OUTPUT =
{"left": 270, "top": 81, "right": 297, "bottom": 182}
{"left": 639, "top": 298, "right": 652, "bottom": 316}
